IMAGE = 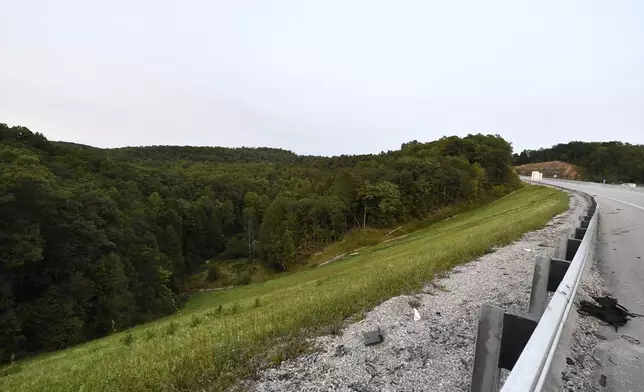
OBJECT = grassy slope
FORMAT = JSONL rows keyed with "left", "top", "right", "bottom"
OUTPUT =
{"left": 0, "top": 185, "right": 569, "bottom": 392}
{"left": 304, "top": 228, "right": 388, "bottom": 268}
{"left": 304, "top": 204, "right": 467, "bottom": 268}
{"left": 183, "top": 260, "right": 278, "bottom": 293}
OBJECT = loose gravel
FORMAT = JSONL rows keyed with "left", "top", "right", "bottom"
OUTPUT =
{"left": 240, "top": 193, "right": 589, "bottom": 392}
{"left": 557, "top": 263, "right": 607, "bottom": 392}
{"left": 558, "top": 238, "right": 607, "bottom": 392}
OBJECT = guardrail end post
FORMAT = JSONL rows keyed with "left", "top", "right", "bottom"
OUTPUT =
{"left": 529, "top": 255, "right": 550, "bottom": 317}
{"left": 471, "top": 304, "right": 504, "bottom": 392}
{"left": 556, "top": 236, "right": 568, "bottom": 260}
{"left": 530, "top": 256, "right": 571, "bottom": 313}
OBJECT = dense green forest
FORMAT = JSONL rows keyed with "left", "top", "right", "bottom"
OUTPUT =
{"left": 513, "top": 141, "right": 644, "bottom": 183}
{"left": 0, "top": 123, "right": 519, "bottom": 362}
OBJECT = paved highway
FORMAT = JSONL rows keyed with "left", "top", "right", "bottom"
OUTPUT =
{"left": 540, "top": 178, "right": 644, "bottom": 392}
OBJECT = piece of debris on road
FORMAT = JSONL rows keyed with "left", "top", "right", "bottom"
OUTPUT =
{"left": 363, "top": 327, "right": 384, "bottom": 346}
{"left": 577, "top": 296, "right": 642, "bottom": 331}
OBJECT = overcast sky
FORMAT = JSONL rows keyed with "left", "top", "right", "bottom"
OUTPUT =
{"left": 1, "top": 1, "right": 643, "bottom": 155}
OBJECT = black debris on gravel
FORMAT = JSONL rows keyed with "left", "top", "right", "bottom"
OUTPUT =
{"left": 577, "top": 296, "right": 642, "bottom": 331}
{"left": 599, "top": 374, "right": 607, "bottom": 387}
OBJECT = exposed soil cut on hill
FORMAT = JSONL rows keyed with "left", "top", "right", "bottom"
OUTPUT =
{"left": 515, "top": 161, "right": 582, "bottom": 179}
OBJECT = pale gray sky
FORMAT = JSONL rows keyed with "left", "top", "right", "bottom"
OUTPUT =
{"left": 1, "top": 1, "right": 643, "bottom": 155}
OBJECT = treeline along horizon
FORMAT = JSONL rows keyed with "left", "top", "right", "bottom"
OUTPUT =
{"left": 514, "top": 140, "right": 644, "bottom": 183}
{"left": 0, "top": 123, "right": 519, "bottom": 361}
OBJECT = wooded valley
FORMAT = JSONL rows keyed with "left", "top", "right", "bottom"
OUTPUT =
{"left": 0, "top": 123, "right": 519, "bottom": 362}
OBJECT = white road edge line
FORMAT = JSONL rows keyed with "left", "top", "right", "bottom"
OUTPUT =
{"left": 596, "top": 194, "right": 644, "bottom": 211}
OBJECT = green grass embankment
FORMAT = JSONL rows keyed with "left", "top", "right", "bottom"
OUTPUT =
{"left": 0, "top": 185, "right": 568, "bottom": 392}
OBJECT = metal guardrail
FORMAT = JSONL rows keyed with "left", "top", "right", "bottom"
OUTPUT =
{"left": 471, "top": 183, "right": 598, "bottom": 392}
{"left": 502, "top": 201, "right": 597, "bottom": 391}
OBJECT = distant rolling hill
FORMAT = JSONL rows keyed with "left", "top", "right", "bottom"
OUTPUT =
{"left": 514, "top": 161, "right": 583, "bottom": 180}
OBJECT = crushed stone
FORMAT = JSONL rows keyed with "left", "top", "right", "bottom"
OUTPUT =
{"left": 558, "top": 253, "right": 607, "bottom": 392}
{"left": 238, "top": 193, "right": 588, "bottom": 392}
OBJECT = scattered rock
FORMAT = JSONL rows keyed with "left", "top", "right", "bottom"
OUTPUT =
{"left": 460, "top": 357, "right": 468, "bottom": 368}
{"left": 594, "top": 332, "right": 607, "bottom": 340}
{"left": 348, "top": 382, "right": 370, "bottom": 392}
{"left": 365, "top": 362, "right": 378, "bottom": 378}
{"left": 408, "top": 299, "right": 421, "bottom": 308}
{"left": 277, "top": 373, "right": 290, "bottom": 381}
{"left": 334, "top": 345, "right": 348, "bottom": 357}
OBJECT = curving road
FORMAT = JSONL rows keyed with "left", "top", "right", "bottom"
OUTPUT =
{"left": 539, "top": 178, "right": 644, "bottom": 392}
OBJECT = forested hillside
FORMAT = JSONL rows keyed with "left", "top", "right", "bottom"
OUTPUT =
{"left": 0, "top": 123, "right": 519, "bottom": 362}
{"left": 514, "top": 141, "right": 644, "bottom": 183}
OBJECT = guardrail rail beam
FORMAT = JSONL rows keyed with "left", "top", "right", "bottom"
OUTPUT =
{"left": 470, "top": 180, "right": 598, "bottom": 392}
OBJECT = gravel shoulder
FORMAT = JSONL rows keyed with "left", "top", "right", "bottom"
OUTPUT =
{"left": 240, "top": 193, "right": 588, "bottom": 392}
{"left": 557, "top": 259, "right": 606, "bottom": 392}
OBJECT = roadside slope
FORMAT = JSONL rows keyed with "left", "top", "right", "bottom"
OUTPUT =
{"left": 0, "top": 186, "right": 568, "bottom": 392}
{"left": 243, "top": 190, "right": 586, "bottom": 392}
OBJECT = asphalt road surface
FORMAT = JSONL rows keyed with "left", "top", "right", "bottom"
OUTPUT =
{"left": 539, "top": 178, "right": 644, "bottom": 392}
